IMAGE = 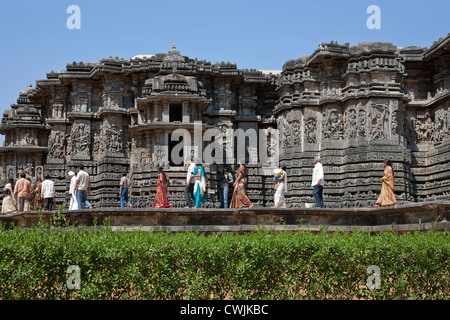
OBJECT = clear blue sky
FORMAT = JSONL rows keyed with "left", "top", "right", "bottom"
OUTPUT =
{"left": 0, "top": 0, "right": 449, "bottom": 144}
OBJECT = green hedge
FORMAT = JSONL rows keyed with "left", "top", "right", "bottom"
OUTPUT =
{"left": 0, "top": 216, "right": 448, "bottom": 300}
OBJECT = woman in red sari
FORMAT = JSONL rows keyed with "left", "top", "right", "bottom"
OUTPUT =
{"left": 152, "top": 167, "right": 173, "bottom": 208}
{"left": 230, "top": 161, "right": 253, "bottom": 208}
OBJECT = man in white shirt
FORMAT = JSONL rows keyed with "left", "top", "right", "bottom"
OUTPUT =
{"left": 68, "top": 171, "right": 78, "bottom": 210}
{"left": 184, "top": 159, "right": 196, "bottom": 208}
{"left": 41, "top": 174, "right": 55, "bottom": 211}
{"left": 311, "top": 156, "right": 325, "bottom": 208}
{"left": 73, "top": 165, "right": 92, "bottom": 210}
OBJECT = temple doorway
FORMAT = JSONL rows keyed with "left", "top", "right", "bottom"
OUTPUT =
{"left": 168, "top": 133, "right": 184, "bottom": 167}
{"left": 169, "top": 103, "right": 183, "bottom": 122}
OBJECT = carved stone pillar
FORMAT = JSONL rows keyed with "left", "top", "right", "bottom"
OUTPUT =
{"left": 1, "top": 154, "right": 5, "bottom": 180}
{"left": 190, "top": 102, "right": 197, "bottom": 121}
{"left": 162, "top": 102, "right": 170, "bottom": 122}
{"left": 197, "top": 103, "right": 202, "bottom": 121}
{"left": 145, "top": 131, "right": 153, "bottom": 161}
{"left": 182, "top": 101, "right": 189, "bottom": 123}
{"left": 154, "top": 102, "right": 160, "bottom": 122}
{"left": 146, "top": 108, "right": 151, "bottom": 124}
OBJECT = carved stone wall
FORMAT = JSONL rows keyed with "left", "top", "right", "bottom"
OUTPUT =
{"left": 275, "top": 38, "right": 450, "bottom": 207}
{"left": 1, "top": 37, "right": 450, "bottom": 209}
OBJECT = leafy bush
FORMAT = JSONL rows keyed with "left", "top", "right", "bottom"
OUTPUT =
{"left": 0, "top": 216, "right": 448, "bottom": 300}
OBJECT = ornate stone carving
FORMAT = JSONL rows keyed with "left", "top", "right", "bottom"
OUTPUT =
{"left": 21, "top": 129, "right": 37, "bottom": 146}
{"left": 304, "top": 117, "right": 317, "bottom": 144}
{"left": 415, "top": 111, "right": 433, "bottom": 143}
{"left": 48, "top": 131, "right": 66, "bottom": 159}
{"left": 102, "top": 81, "right": 124, "bottom": 108}
{"left": 154, "top": 145, "right": 168, "bottom": 167}
{"left": 35, "top": 166, "right": 43, "bottom": 179}
{"left": 50, "top": 93, "right": 65, "bottom": 119}
{"left": 432, "top": 106, "right": 449, "bottom": 143}
{"left": 357, "top": 107, "right": 368, "bottom": 138}
{"left": 344, "top": 107, "right": 357, "bottom": 139}
{"left": 71, "top": 84, "right": 91, "bottom": 113}
{"left": 370, "top": 103, "right": 389, "bottom": 140}
{"left": 214, "top": 82, "right": 232, "bottom": 110}
{"left": 322, "top": 108, "right": 344, "bottom": 140}
{"left": 239, "top": 85, "right": 257, "bottom": 117}
{"left": 70, "top": 120, "right": 91, "bottom": 158}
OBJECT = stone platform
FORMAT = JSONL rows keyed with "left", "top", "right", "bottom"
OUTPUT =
{"left": 1, "top": 200, "right": 449, "bottom": 233}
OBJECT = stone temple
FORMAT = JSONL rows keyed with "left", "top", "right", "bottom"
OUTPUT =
{"left": 1, "top": 35, "right": 449, "bottom": 209}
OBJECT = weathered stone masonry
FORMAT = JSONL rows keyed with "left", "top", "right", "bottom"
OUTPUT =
{"left": 1, "top": 35, "right": 449, "bottom": 209}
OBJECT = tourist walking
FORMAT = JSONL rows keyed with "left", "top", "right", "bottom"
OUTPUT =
{"left": 273, "top": 164, "right": 287, "bottom": 208}
{"left": 374, "top": 159, "right": 397, "bottom": 207}
{"left": 68, "top": 171, "right": 78, "bottom": 210}
{"left": 1, "top": 189, "right": 16, "bottom": 214}
{"left": 119, "top": 171, "right": 132, "bottom": 208}
{"left": 311, "top": 156, "right": 325, "bottom": 208}
{"left": 73, "top": 165, "right": 92, "bottom": 210}
{"left": 230, "top": 161, "right": 253, "bottom": 208}
{"left": 184, "top": 159, "right": 196, "bottom": 208}
{"left": 152, "top": 166, "right": 173, "bottom": 208}
{"left": 218, "top": 165, "right": 233, "bottom": 208}
{"left": 41, "top": 174, "right": 55, "bottom": 211}
{"left": 193, "top": 161, "right": 207, "bottom": 208}
{"left": 13, "top": 172, "right": 32, "bottom": 212}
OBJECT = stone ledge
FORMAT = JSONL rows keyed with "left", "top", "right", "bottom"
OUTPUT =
{"left": 1, "top": 200, "right": 448, "bottom": 232}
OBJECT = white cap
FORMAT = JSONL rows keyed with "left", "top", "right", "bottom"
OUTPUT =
{"left": 68, "top": 171, "right": 75, "bottom": 176}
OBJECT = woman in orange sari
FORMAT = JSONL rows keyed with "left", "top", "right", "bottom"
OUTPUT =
{"left": 152, "top": 167, "right": 173, "bottom": 208}
{"left": 374, "top": 159, "right": 397, "bottom": 207}
{"left": 230, "top": 161, "right": 253, "bottom": 208}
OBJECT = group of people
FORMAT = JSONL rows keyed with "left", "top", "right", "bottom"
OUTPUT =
{"left": 67, "top": 165, "right": 94, "bottom": 211}
{"left": 1, "top": 157, "right": 398, "bottom": 213}
{"left": 178, "top": 159, "right": 255, "bottom": 209}
{"left": 0, "top": 164, "right": 98, "bottom": 214}
{"left": 1, "top": 172, "right": 56, "bottom": 214}
{"left": 308, "top": 156, "right": 397, "bottom": 208}
{"left": 69, "top": 165, "right": 133, "bottom": 210}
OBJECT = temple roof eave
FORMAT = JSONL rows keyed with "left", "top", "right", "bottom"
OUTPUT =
{"left": 423, "top": 33, "right": 450, "bottom": 60}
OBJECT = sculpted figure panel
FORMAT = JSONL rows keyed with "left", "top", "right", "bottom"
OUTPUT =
{"left": 70, "top": 120, "right": 91, "bottom": 157}
{"left": 370, "top": 103, "right": 389, "bottom": 140}
{"left": 323, "top": 108, "right": 344, "bottom": 140}
{"left": 357, "top": 107, "right": 368, "bottom": 138}
{"left": 305, "top": 117, "right": 317, "bottom": 144}
{"left": 415, "top": 111, "right": 433, "bottom": 143}
{"left": 48, "top": 131, "right": 66, "bottom": 159}
{"left": 432, "top": 106, "right": 449, "bottom": 143}
{"left": 344, "top": 107, "right": 358, "bottom": 139}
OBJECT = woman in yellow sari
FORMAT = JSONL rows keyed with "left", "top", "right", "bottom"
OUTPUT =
{"left": 374, "top": 159, "right": 397, "bottom": 207}
{"left": 230, "top": 161, "right": 253, "bottom": 208}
